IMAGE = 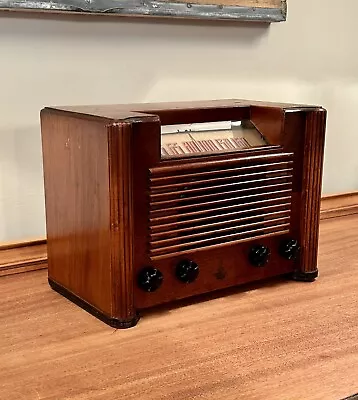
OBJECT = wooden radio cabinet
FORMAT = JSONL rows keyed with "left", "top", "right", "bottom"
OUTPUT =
{"left": 40, "top": 99, "right": 327, "bottom": 328}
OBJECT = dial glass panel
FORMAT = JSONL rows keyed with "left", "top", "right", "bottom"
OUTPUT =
{"left": 160, "top": 120, "right": 269, "bottom": 159}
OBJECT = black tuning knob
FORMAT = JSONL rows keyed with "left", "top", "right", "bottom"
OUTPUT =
{"left": 175, "top": 260, "right": 199, "bottom": 283}
{"left": 249, "top": 245, "right": 271, "bottom": 267}
{"left": 137, "top": 267, "right": 163, "bottom": 292}
{"left": 279, "top": 239, "right": 300, "bottom": 260}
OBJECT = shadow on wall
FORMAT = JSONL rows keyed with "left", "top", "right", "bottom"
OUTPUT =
{"left": 0, "top": 13, "right": 271, "bottom": 94}
{"left": 0, "top": 11, "right": 269, "bottom": 44}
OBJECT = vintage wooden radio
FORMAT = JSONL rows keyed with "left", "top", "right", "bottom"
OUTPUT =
{"left": 40, "top": 100, "right": 327, "bottom": 328}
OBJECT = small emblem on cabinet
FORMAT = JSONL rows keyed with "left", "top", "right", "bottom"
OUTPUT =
{"left": 214, "top": 266, "right": 226, "bottom": 280}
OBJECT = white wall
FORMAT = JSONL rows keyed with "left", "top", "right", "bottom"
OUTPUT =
{"left": 1, "top": 0, "right": 357, "bottom": 242}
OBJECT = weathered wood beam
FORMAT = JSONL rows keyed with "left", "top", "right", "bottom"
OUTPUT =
{"left": 0, "top": 0, "right": 287, "bottom": 22}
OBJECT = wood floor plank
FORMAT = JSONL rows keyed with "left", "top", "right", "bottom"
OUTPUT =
{"left": 0, "top": 215, "right": 357, "bottom": 400}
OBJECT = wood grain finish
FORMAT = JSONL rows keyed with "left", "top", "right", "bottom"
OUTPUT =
{"left": 250, "top": 104, "right": 284, "bottom": 145}
{"left": 171, "top": 0, "right": 282, "bottom": 6}
{"left": 54, "top": 99, "right": 321, "bottom": 122}
{"left": 321, "top": 191, "right": 358, "bottom": 220}
{"left": 41, "top": 112, "right": 113, "bottom": 315}
{"left": 0, "top": 238, "right": 45, "bottom": 251}
{"left": 0, "top": 215, "right": 357, "bottom": 400}
{"left": 299, "top": 110, "right": 327, "bottom": 275}
{"left": 108, "top": 123, "right": 137, "bottom": 324}
{"left": 40, "top": 100, "right": 327, "bottom": 327}
{"left": 0, "top": 0, "right": 287, "bottom": 23}
{"left": 148, "top": 154, "right": 293, "bottom": 260}
{"left": 0, "top": 239, "right": 47, "bottom": 277}
{"left": 135, "top": 235, "right": 294, "bottom": 309}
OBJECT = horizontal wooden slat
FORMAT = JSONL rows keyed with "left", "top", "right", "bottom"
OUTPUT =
{"left": 150, "top": 161, "right": 293, "bottom": 185}
{"left": 150, "top": 183, "right": 292, "bottom": 209}
{"left": 320, "top": 191, "right": 358, "bottom": 220}
{"left": 150, "top": 175, "right": 292, "bottom": 201}
{"left": 149, "top": 150, "right": 293, "bottom": 258}
{"left": 0, "top": 238, "right": 46, "bottom": 251}
{"left": 150, "top": 228, "right": 290, "bottom": 260}
{"left": 150, "top": 153, "right": 293, "bottom": 176}
{"left": 150, "top": 202, "right": 291, "bottom": 229}
{"left": 151, "top": 210, "right": 291, "bottom": 239}
{"left": 150, "top": 226, "right": 290, "bottom": 260}
{"left": 150, "top": 168, "right": 293, "bottom": 193}
{"left": 0, "top": 240, "right": 47, "bottom": 277}
{"left": 150, "top": 198, "right": 291, "bottom": 224}
{"left": 150, "top": 190, "right": 292, "bottom": 217}
{"left": 150, "top": 216, "right": 290, "bottom": 248}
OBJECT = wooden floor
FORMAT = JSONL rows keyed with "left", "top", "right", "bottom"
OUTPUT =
{"left": 1, "top": 216, "right": 357, "bottom": 400}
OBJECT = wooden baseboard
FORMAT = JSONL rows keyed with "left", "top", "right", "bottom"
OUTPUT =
{"left": 0, "top": 239, "right": 47, "bottom": 277}
{"left": 320, "top": 191, "right": 358, "bottom": 220}
{"left": 1, "top": 191, "right": 357, "bottom": 278}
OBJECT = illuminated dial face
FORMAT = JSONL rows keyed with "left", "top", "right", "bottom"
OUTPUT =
{"left": 160, "top": 120, "right": 268, "bottom": 158}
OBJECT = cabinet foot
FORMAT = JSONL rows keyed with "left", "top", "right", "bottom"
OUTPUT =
{"left": 290, "top": 269, "right": 319, "bottom": 282}
{"left": 49, "top": 278, "right": 139, "bottom": 329}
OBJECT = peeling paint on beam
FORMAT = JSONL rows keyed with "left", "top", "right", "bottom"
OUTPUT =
{"left": 0, "top": 0, "right": 287, "bottom": 22}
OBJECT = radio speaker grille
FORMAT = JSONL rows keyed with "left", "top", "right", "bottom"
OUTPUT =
{"left": 148, "top": 153, "right": 293, "bottom": 261}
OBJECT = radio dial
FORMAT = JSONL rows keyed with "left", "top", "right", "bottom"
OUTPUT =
{"left": 249, "top": 245, "right": 271, "bottom": 267}
{"left": 280, "top": 239, "right": 300, "bottom": 260}
{"left": 176, "top": 260, "right": 199, "bottom": 283}
{"left": 138, "top": 267, "right": 163, "bottom": 292}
